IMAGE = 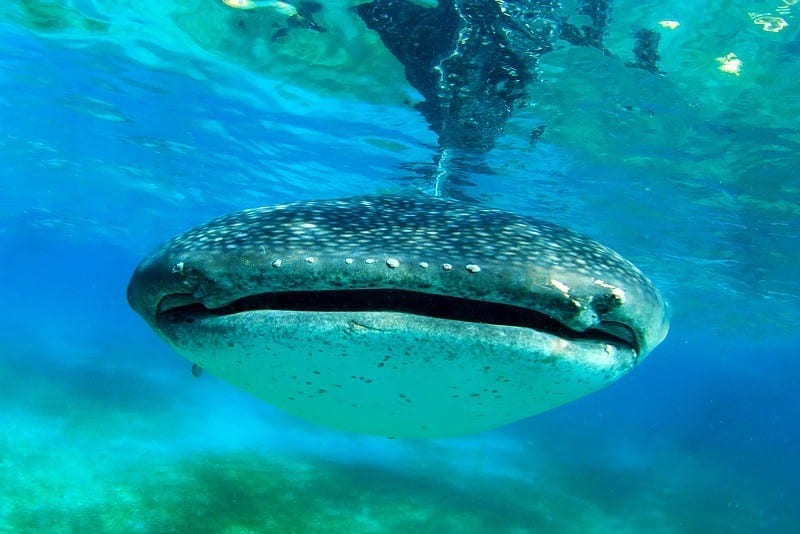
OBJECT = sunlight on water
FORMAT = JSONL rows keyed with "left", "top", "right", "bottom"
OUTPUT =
{"left": 1, "top": 0, "right": 799, "bottom": 531}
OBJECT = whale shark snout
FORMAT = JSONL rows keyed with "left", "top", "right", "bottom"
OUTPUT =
{"left": 128, "top": 194, "right": 668, "bottom": 437}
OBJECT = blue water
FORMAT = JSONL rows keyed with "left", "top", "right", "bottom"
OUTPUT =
{"left": 2, "top": 1, "right": 799, "bottom": 532}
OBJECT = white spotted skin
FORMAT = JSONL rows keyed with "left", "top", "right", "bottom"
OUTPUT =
{"left": 132, "top": 193, "right": 666, "bottom": 351}
{"left": 128, "top": 193, "right": 669, "bottom": 437}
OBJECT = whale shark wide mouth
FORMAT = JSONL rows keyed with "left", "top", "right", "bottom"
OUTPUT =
{"left": 155, "top": 288, "right": 639, "bottom": 353}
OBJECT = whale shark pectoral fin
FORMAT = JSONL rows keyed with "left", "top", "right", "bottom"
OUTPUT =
{"left": 191, "top": 363, "right": 203, "bottom": 378}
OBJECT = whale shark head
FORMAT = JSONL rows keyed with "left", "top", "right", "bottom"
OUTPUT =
{"left": 128, "top": 194, "right": 668, "bottom": 437}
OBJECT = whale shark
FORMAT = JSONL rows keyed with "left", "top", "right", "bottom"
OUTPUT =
{"left": 128, "top": 194, "right": 668, "bottom": 437}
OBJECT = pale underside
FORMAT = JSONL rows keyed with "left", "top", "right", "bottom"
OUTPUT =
{"left": 160, "top": 310, "right": 636, "bottom": 437}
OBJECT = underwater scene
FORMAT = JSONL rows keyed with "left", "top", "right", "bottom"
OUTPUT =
{"left": 1, "top": 0, "right": 798, "bottom": 532}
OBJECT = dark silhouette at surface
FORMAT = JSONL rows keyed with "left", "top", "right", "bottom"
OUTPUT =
{"left": 357, "top": 0, "right": 559, "bottom": 153}
{"left": 355, "top": 0, "right": 660, "bottom": 193}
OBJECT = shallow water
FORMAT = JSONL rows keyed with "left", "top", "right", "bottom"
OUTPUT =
{"left": 1, "top": 1, "right": 799, "bottom": 532}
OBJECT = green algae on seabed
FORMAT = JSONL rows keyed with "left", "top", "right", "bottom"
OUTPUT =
{"left": 0, "top": 450, "right": 551, "bottom": 533}
{"left": 2, "top": 445, "right": 793, "bottom": 534}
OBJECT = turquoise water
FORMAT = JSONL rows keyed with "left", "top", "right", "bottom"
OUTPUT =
{"left": 1, "top": 1, "right": 799, "bottom": 532}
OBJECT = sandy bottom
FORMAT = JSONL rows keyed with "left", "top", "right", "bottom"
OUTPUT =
{"left": 0, "top": 332, "right": 792, "bottom": 533}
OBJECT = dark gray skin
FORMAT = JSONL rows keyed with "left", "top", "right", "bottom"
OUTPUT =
{"left": 128, "top": 194, "right": 668, "bottom": 437}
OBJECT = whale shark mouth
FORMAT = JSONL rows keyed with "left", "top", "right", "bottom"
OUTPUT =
{"left": 156, "top": 288, "right": 639, "bottom": 353}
